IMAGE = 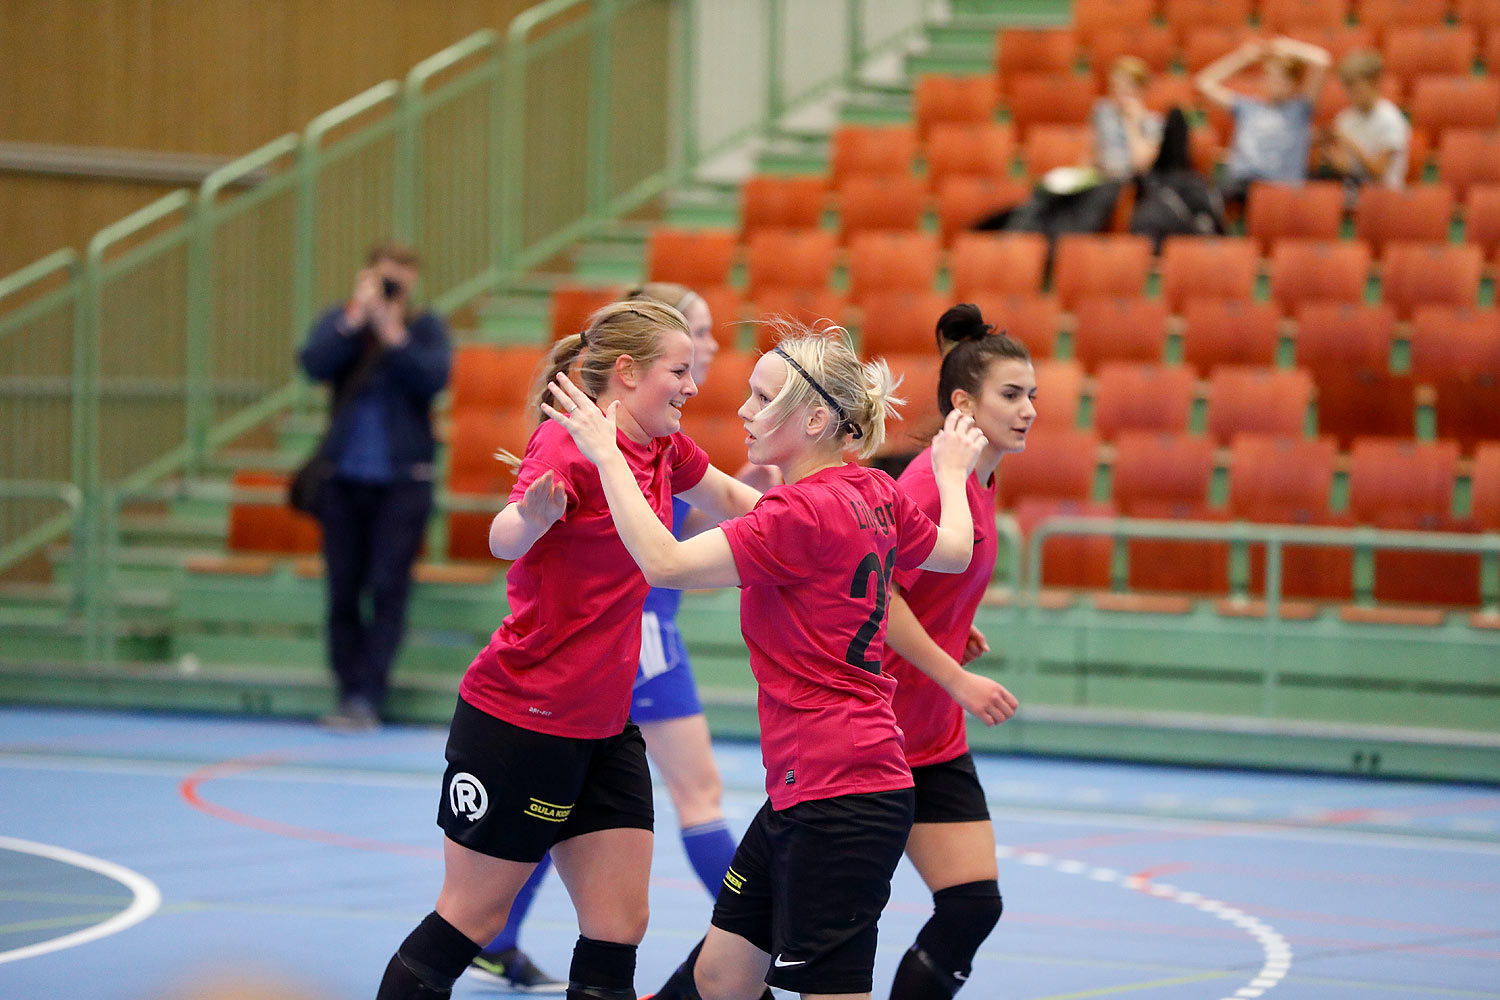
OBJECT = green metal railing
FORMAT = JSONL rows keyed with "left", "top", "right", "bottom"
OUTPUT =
{"left": 0, "top": 0, "right": 930, "bottom": 631}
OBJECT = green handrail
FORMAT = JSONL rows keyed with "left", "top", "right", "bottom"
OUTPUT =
{"left": 1020, "top": 516, "right": 1500, "bottom": 716}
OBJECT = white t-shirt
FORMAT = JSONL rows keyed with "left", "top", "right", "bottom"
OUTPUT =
{"left": 1333, "top": 98, "right": 1411, "bottom": 188}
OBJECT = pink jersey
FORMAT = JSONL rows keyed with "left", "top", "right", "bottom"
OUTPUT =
{"left": 460, "top": 419, "right": 709, "bottom": 739}
{"left": 721, "top": 462, "right": 939, "bottom": 809}
{"left": 883, "top": 448, "right": 1000, "bottom": 767}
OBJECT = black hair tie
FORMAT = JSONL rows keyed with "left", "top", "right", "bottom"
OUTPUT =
{"left": 773, "top": 346, "right": 863, "bottom": 440}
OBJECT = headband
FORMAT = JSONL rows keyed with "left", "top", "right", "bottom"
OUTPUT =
{"left": 773, "top": 346, "right": 863, "bottom": 441}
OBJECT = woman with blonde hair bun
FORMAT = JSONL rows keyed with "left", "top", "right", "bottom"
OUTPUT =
{"left": 543, "top": 322, "right": 987, "bottom": 1000}
{"left": 375, "top": 299, "right": 759, "bottom": 1000}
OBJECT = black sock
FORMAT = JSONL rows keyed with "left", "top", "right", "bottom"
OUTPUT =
{"left": 375, "top": 911, "right": 481, "bottom": 1000}
{"left": 650, "top": 938, "right": 704, "bottom": 1000}
{"left": 565, "top": 935, "right": 637, "bottom": 1000}
{"left": 888, "top": 880, "right": 1003, "bottom": 999}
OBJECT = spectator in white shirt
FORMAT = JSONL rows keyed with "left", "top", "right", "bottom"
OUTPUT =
{"left": 1313, "top": 49, "right": 1411, "bottom": 193}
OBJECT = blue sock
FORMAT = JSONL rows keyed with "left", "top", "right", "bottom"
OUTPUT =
{"left": 681, "top": 819, "right": 737, "bottom": 899}
{"left": 485, "top": 854, "right": 552, "bottom": 954}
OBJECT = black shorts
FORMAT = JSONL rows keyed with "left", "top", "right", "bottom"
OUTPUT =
{"left": 710, "top": 788, "right": 915, "bottom": 996}
{"left": 911, "top": 752, "right": 991, "bottom": 824}
{"left": 436, "top": 697, "right": 653, "bottom": 862}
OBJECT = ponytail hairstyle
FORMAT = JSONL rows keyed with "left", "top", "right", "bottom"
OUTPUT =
{"left": 934, "top": 303, "right": 1031, "bottom": 418}
{"left": 760, "top": 319, "right": 904, "bottom": 461}
{"left": 498, "top": 300, "right": 690, "bottom": 469}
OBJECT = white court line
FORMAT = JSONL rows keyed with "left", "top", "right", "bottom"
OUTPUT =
{"left": 0, "top": 836, "right": 161, "bottom": 965}
{"left": 998, "top": 844, "right": 1293, "bottom": 1000}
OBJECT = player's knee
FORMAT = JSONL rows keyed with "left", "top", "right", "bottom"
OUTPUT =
{"left": 691, "top": 958, "right": 757, "bottom": 1000}
{"left": 933, "top": 878, "right": 1003, "bottom": 937}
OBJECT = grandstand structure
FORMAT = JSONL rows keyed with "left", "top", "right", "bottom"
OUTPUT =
{"left": 0, "top": 0, "right": 1496, "bottom": 782}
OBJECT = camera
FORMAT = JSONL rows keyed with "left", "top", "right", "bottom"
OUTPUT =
{"left": 381, "top": 277, "right": 403, "bottom": 300}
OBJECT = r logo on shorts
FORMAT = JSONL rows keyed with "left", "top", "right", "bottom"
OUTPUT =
{"left": 449, "top": 772, "right": 489, "bottom": 821}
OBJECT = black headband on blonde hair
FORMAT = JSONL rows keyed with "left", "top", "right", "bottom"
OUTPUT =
{"left": 773, "top": 345, "right": 863, "bottom": 440}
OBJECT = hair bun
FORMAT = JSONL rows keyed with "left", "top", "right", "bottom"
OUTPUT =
{"left": 935, "top": 303, "right": 992, "bottom": 349}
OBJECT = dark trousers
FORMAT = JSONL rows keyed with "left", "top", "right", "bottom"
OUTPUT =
{"left": 317, "top": 477, "right": 433, "bottom": 709}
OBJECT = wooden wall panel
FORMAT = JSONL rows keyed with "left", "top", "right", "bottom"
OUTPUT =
{"left": 0, "top": 175, "right": 177, "bottom": 277}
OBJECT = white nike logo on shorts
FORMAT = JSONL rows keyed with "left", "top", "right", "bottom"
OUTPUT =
{"left": 773, "top": 955, "right": 807, "bottom": 968}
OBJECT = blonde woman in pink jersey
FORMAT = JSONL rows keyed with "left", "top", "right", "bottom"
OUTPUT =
{"left": 543, "top": 324, "right": 985, "bottom": 1000}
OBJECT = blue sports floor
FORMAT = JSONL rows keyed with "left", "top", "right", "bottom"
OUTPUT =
{"left": 2, "top": 706, "right": 1498, "bottom": 1000}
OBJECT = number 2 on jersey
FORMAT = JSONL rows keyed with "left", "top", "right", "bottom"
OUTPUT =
{"left": 845, "top": 549, "right": 896, "bottom": 672}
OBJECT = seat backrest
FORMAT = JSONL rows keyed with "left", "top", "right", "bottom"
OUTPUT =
{"left": 950, "top": 232, "right": 1048, "bottom": 300}
{"left": 1347, "top": 436, "right": 1460, "bottom": 521}
{"left": 830, "top": 124, "right": 918, "bottom": 190}
{"left": 1181, "top": 299, "right": 1282, "bottom": 376}
{"left": 1228, "top": 434, "right": 1338, "bottom": 518}
{"left": 1091, "top": 363, "right": 1196, "bottom": 438}
{"left": 847, "top": 232, "right": 940, "bottom": 303}
{"left": 1407, "top": 305, "right": 1500, "bottom": 379}
{"left": 1071, "top": 296, "right": 1171, "bottom": 371}
{"left": 745, "top": 229, "right": 838, "bottom": 297}
{"left": 857, "top": 291, "right": 952, "bottom": 356}
{"left": 1159, "top": 236, "right": 1259, "bottom": 313}
{"left": 1268, "top": 240, "right": 1372, "bottom": 314}
{"left": 1051, "top": 234, "right": 1153, "bottom": 309}
{"left": 646, "top": 227, "right": 738, "bottom": 288}
{"left": 837, "top": 174, "right": 927, "bottom": 243}
{"left": 740, "top": 175, "right": 827, "bottom": 239}
{"left": 1380, "top": 241, "right": 1483, "bottom": 319}
{"left": 1353, "top": 184, "right": 1455, "bottom": 257}
{"left": 1111, "top": 431, "right": 1216, "bottom": 512}
{"left": 1205, "top": 366, "right": 1315, "bottom": 444}
{"left": 1293, "top": 301, "right": 1396, "bottom": 378}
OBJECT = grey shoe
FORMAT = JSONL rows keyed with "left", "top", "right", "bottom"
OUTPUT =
{"left": 467, "top": 947, "right": 566, "bottom": 994}
{"left": 318, "top": 697, "right": 379, "bottom": 733}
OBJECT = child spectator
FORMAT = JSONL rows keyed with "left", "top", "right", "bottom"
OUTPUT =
{"left": 1313, "top": 49, "right": 1411, "bottom": 195}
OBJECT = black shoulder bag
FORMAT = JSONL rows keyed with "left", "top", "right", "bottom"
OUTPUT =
{"left": 288, "top": 340, "right": 384, "bottom": 515}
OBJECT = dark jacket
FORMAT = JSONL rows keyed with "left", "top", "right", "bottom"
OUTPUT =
{"left": 298, "top": 305, "right": 451, "bottom": 480}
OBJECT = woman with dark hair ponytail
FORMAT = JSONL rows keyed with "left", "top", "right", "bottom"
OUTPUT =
{"left": 881, "top": 302, "right": 1033, "bottom": 1000}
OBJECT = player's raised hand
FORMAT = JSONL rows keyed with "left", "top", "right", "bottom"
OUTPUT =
{"left": 541, "top": 372, "right": 621, "bottom": 466}
{"left": 930, "top": 408, "right": 987, "bottom": 480}
{"left": 515, "top": 469, "right": 566, "bottom": 529}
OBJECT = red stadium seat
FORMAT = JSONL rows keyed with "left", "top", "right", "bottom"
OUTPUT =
{"left": 1007, "top": 73, "right": 1099, "bottom": 142}
{"left": 1071, "top": 296, "right": 1171, "bottom": 371}
{"left": 1181, "top": 299, "right": 1283, "bottom": 376}
{"left": 1159, "top": 236, "right": 1260, "bottom": 313}
{"left": 1437, "top": 130, "right": 1500, "bottom": 200}
{"left": 696, "top": 285, "right": 746, "bottom": 351}
{"left": 1462, "top": 184, "right": 1500, "bottom": 262}
{"left": 1031, "top": 357, "right": 1086, "bottom": 428}
{"left": 969, "top": 292, "right": 1065, "bottom": 359}
{"left": 837, "top": 174, "right": 927, "bottom": 243}
{"left": 1259, "top": 0, "right": 1350, "bottom": 32}
{"left": 1380, "top": 242, "right": 1483, "bottom": 319}
{"left": 1205, "top": 366, "right": 1315, "bottom": 444}
{"left": 1472, "top": 442, "right": 1500, "bottom": 530}
{"left": 1294, "top": 301, "right": 1396, "bottom": 378}
{"left": 1182, "top": 26, "right": 1259, "bottom": 74}
{"left": 1363, "top": 0, "right": 1451, "bottom": 43}
{"left": 914, "top": 74, "right": 1000, "bottom": 143}
{"left": 1315, "top": 369, "right": 1417, "bottom": 447}
{"left": 1247, "top": 182, "right": 1346, "bottom": 253}
{"left": 1269, "top": 240, "right": 1372, "bottom": 314}
{"left": 678, "top": 412, "right": 751, "bottom": 475}
{"left": 1409, "top": 76, "right": 1500, "bottom": 145}
{"left": 740, "top": 175, "right": 826, "bottom": 239}
{"left": 749, "top": 288, "right": 850, "bottom": 350}
{"left": 924, "top": 122, "right": 1017, "bottom": 192}
{"left": 1353, "top": 185, "right": 1455, "bottom": 258}
{"left": 880, "top": 353, "right": 944, "bottom": 453}
{"left": 1283, "top": 23, "right": 1376, "bottom": 66}
{"left": 950, "top": 233, "right": 1048, "bottom": 300}
{"left": 1348, "top": 436, "right": 1460, "bottom": 521}
{"left": 1012, "top": 497, "right": 1117, "bottom": 590}
{"left": 1125, "top": 502, "right": 1231, "bottom": 594}
{"left": 847, "top": 233, "right": 941, "bottom": 304}
{"left": 1111, "top": 431, "right": 1217, "bottom": 510}
{"left": 1228, "top": 434, "right": 1338, "bottom": 518}
{"left": 996, "top": 28, "right": 1079, "bottom": 93}
{"left": 830, "top": 124, "right": 918, "bottom": 190}
{"left": 745, "top": 229, "right": 838, "bottom": 298}
{"left": 1382, "top": 26, "right": 1477, "bottom": 98}
{"left": 1432, "top": 372, "right": 1500, "bottom": 454}
{"left": 1087, "top": 25, "right": 1178, "bottom": 86}
{"left": 1073, "top": 0, "right": 1154, "bottom": 46}
{"left": 1407, "top": 305, "right": 1500, "bottom": 380}
{"left": 646, "top": 227, "right": 737, "bottom": 288}
{"left": 227, "top": 470, "right": 320, "bottom": 555}
{"left": 693, "top": 349, "right": 757, "bottom": 418}
{"left": 1091, "top": 363, "right": 1197, "bottom": 438}
{"left": 550, "top": 283, "right": 621, "bottom": 342}
{"left": 1163, "top": 0, "right": 1254, "bottom": 39}
{"left": 1018, "top": 124, "right": 1094, "bottom": 177}
{"left": 447, "top": 409, "right": 532, "bottom": 560}
{"left": 997, "top": 427, "right": 1101, "bottom": 507}
{"left": 857, "top": 292, "right": 951, "bottom": 356}
{"left": 935, "top": 176, "right": 1032, "bottom": 246}
{"left": 450, "top": 344, "right": 548, "bottom": 415}
{"left": 1051, "top": 234, "right": 1153, "bottom": 309}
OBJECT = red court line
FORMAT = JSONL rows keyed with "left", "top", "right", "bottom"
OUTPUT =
{"left": 178, "top": 751, "right": 442, "bottom": 860}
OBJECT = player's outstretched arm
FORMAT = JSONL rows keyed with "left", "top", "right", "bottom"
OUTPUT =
{"left": 920, "top": 408, "right": 987, "bottom": 573}
{"left": 543, "top": 373, "right": 741, "bottom": 589}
